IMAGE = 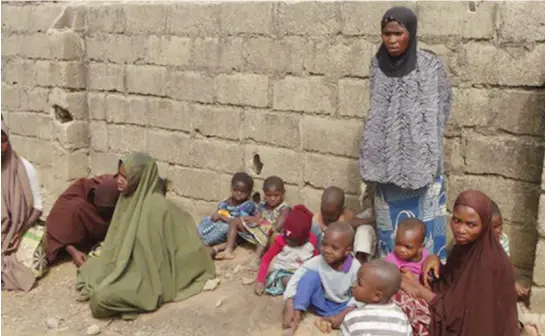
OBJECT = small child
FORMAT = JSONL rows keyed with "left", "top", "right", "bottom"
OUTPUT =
{"left": 238, "top": 176, "right": 291, "bottom": 263}
{"left": 311, "top": 186, "right": 377, "bottom": 265}
{"left": 385, "top": 218, "right": 429, "bottom": 276}
{"left": 254, "top": 205, "right": 319, "bottom": 296}
{"left": 341, "top": 260, "right": 413, "bottom": 336}
{"left": 197, "top": 172, "right": 257, "bottom": 256}
{"left": 282, "top": 222, "right": 361, "bottom": 334}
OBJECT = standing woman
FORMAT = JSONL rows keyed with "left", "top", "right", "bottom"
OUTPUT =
{"left": 1, "top": 121, "right": 44, "bottom": 291}
{"left": 359, "top": 7, "right": 452, "bottom": 260}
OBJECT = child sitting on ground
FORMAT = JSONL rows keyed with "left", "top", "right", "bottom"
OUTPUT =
{"left": 254, "top": 205, "right": 318, "bottom": 296}
{"left": 311, "top": 186, "right": 376, "bottom": 265}
{"left": 238, "top": 176, "right": 291, "bottom": 264}
{"left": 341, "top": 259, "right": 412, "bottom": 336}
{"left": 282, "top": 222, "right": 361, "bottom": 335}
{"left": 385, "top": 218, "right": 429, "bottom": 298}
{"left": 197, "top": 172, "right": 257, "bottom": 257}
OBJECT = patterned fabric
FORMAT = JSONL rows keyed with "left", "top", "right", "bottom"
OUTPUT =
{"left": 500, "top": 232, "right": 510, "bottom": 257}
{"left": 264, "top": 269, "right": 294, "bottom": 296}
{"left": 360, "top": 50, "right": 452, "bottom": 190}
{"left": 393, "top": 290, "right": 430, "bottom": 336}
{"left": 239, "top": 201, "right": 289, "bottom": 246}
{"left": 375, "top": 175, "right": 447, "bottom": 261}
{"left": 197, "top": 199, "right": 257, "bottom": 246}
{"left": 15, "top": 223, "right": 49, "bottom": 279}
{"left": 341, "top": 302, "right": 413, "bottom": 336}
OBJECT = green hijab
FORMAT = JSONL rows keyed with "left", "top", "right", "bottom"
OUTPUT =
{"left": 76, "top": 152, "right": 215, "bottom": 318}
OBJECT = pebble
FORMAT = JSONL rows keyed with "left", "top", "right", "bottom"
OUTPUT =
{"left": 241, "top": 276, "right": 254, "bottom": 285}
{"left": 203, "top": 278, "right": 221, "bottom": 291}
{"left": 45, "top": 317, "right": 59, "bottom": 330}
{"left": 215, "top": 297, "right": 225, "bottom": 307}
{"left": 86, "top": 324, "right": 101, "bottom": 335}
{"left": 233, "top": 265, "right": 242, "bottom": 274}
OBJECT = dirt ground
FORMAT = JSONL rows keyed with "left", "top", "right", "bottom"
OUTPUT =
{"left": 1, "top": 248, "right": 336, "bottom": 336}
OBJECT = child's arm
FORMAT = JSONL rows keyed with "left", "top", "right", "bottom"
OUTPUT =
{"left": 323, "top": 306, "right": 356, "bottom": 329}
{"left": 274, "top": 207, "right": 291, "bottom": 232}
{"left": 256, "top": 236, "right": 285, "bottom": 284}
{"left": 282, "top": 256, "right": 320, "bottom": 301}
{"left": 309, "top": 233, "right": 319, "bottom": 256}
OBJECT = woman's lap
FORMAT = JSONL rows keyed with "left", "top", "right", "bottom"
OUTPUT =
{"left": 393, "top": 290, "right": 431, "bottom": 336}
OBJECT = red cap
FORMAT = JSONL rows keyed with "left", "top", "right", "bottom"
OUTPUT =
{"left": 284, "top": 204, "right": 313, "bottom": 245}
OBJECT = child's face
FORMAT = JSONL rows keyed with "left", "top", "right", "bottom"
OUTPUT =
{"left": 394, "top": 228, "right": 424, "bottom": 262}
{"left": 491, "top": 214, "right": 502, "bottom": 241}
{"left": 320, "top": 202, "right": 343, "bottom": 226}
{"left": 263, "top": 186, "right": 284, "bottom": 208}
{"left": 231, "top": 181, "right": 250, "bottom": 204}
{"left": 352, "top": 264, "right": 382, "bottom": 304}
{"left": 321, "top": 230, "right": 351, "bottom": 266}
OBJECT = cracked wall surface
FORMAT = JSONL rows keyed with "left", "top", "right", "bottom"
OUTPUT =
{"left": 1, "top": 1, "right": 545, "bottom": 284}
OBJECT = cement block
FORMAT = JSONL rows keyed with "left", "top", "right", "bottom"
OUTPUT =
{"left": 2, "top": 85, "right": 21, "bottom": 110}
{"left": 219, "top": 37, "right": 245, "bottom": 72}
{"left": 341, "top": 2, "right": 416, "bottom": 36}
{"left": 220, "top": 2, "right": 273, "bottom": 35}
{"left": 126, "top": 65, "right": 168, "bottom": 96}
{"left": 216, "top": 73, "right": 269, "bottom": 108}
{"left": 492, "top": 90, "right": 545, "bottom": 137}
{"left": 504, "top": 224, "right": 538, "bottom": 270}
{"left": 146, "top": 129, "right": 190, "bottom": 165}
{"left": 450, "top": 88, "right": 497, "bottom": 129}
{"left": 168, "top": 166, "right": 232, "bottom": 201}
{"left": 304, "top": 153, "right": 360, "bottom": 194}
{"left": 273, "top": 76, "right": 334, "bottom": 114}
{"left": 89, "top": 151, "right": 119, "bottom": 176}
{"left": 1, "top": 34, "right": 23, "bottom": 57}
{"left": 243, "top": 36, "right": 311, "bottom": 75}
{"left": 167, "top": 71, "right": 214, "bottom": 103}
{"left": 47, "top": 30, "right": 84, "bottom": 60}
{"left": 86, "top": 5, "right": 126, "bottom": 34}
{"left": 538, "top": 195, "right": 545, "bottom": 237}
{"left": 192, "top": 105, "right": 242, "bottom": 140}
{"left": 90, "top": 121, "right": 108, "bottom": 152}
{"left": 5, "top": 112, "right": 52, "bottom": 140}
{"left": 105, "top": 94, "right": 147, "bottom": 126}
{"left": 124, "top": 4, "right": 167, "bottom": 35}
{"left": 53, "top": 149, "right": 90, "bottom": 181}
{"left": 500, "top": 2, "right": 545, "bottom": 42}
{"left": 54, "top": 121, "right": 89, "bottom": 150}
{"left": 35, "top": 61, "right": 85, "bottom": 89}
{"left": 20, "top": 34, "right": 51, "bottom": 59}
{"left": 244, "top": 145, "right": 301, "bottom": 184}
{"left": 191, "top": 38, "right": 220, "bottom": 70}
{"left": 447, "top": 175, "right": 540, "bottom": 226}
{"left": 338, "top": 78, "right": 370, "bottom": 119}
{"left": 48, "top": 88, "right": 87, "bottom": 120}
{"left": 242, "top": 110, "right": 300, "bottom": 149}
{"left": 464, "top": 134, "right": 543, "bottom": 182}
{"left": 107, "top": 124, "right": 147, "bottom": 154}
{"left": 302, "top": 116, "right": 362, "bottom": 158}
{"left": 533, "top": 238, "right": 545, "bottom": 286}
{"left": 88, "top": 92, "right": 106, "bottom": 121}
{"left": 87, "top": 34, "right": 147, "bottom": 64}
{"left": 147, "top": 99, "right": 192, "bottom": 133}
{"left": 276, "top": 2, "right": 339, "bottom": 36}
{"left": 417, "top": 1, "right": 496, "bottom": 39}
{"left": 188, "top": 139, "right": 244, "bottom": 173}
{"left": 530, "top": 286, "right": 545, "bottom": 314}
{"left": 443, "top": 138, "right": 465, "bottom": 175}
{"left": 87, "top": 63, "right": 124, "bottom": 92}
{"left": 307, "top": 39, "right": 375, "bottom": 77}
{"left": 2, "top": 4, "right": 64, "bottom": 33}
{"left": 146, "top": 36, "right": 192, "bottom": 67}
{"left": 167, "top": 3, "right": 219, "bottom": 36}
{"left": 8, "top": 134, "right": 56, "bottom": 166}
{"left": 21, "top": 88, "right": 50, "bottom": 112}
{"left": 3, "top": 59, "right": 36, "bottom": 86}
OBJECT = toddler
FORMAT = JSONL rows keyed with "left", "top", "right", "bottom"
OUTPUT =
{"left": 385, "top": 218, "right": 429, "bottom": 276}
{"left": 254, "top": 205, "right": 318, "bottom": 296}
{"left": 197, "top": 172, "right": 257, "bottom": 256}
{"left": 341, "top": 259, "right": 412, "bottom": 336}
{"left": 238, "top": 176, "right": 291, "bottom": 263}
{"left": 282, "top": 222, "right": 361, "bottom": 334}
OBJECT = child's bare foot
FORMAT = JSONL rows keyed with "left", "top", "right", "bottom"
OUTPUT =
{"left": 215, "top": 251, "right": 236, "bottom": 260}
{"left": 521, "top": 324, "right": 540, "bottom": 336}
{"left": 315, "top": 318, "right": 332, "bottom": 333}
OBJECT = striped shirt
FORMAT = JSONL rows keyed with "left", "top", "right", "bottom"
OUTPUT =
{"left": 341, "top": 302, "right": 413, "bottom": 336}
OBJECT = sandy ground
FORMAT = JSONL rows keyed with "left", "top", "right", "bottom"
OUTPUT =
{"left": 1, "top": 248, "right": 336, "bottom": 336}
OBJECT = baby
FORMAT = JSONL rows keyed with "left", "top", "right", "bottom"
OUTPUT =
{"left": 254, "top": 205, "right": 318, "bottom": 296}
{"left": 282, "top": 222, "right": 361, "bottom": 334}
{"left": 238, "top": 176, "right": 291, "bottom": 263}
{"left": 341, "top": 260, "right": 412, "bottom": 336}
{"left": 197, "top": 172, "right": 257, "bottom": 257}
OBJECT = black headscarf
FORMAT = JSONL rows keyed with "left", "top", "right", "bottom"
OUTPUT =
{"left": 376, "top": 7, "right": 418, "bottom": 78}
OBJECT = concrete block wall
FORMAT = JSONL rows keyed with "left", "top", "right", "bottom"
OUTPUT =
{"left": 1, "top": 2, "right": 544, "bottom": 278}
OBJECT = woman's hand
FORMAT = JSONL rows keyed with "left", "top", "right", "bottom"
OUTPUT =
{"left": 422, "top": 255, "right": 441, "bottom": 288}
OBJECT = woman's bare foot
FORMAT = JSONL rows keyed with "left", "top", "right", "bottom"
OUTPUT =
{"left": 215, "top": 251, "right": 236, "bottom": 260}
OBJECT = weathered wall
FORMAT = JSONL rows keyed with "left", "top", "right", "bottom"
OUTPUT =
{"left": 531, "top": 154, "right": 545, "bottom": 313}
{"left": 1, "top": 2, "right": 544, "bottom": 275}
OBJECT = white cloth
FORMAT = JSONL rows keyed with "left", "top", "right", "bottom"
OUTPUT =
{"left": 274, "top": 241, "right": 315, "bottom": 273}
{"left": 20, "top": 157, "right": 43, "bottom": 211}
{"left": 341, "top": 302, "right": 413, "bottom": 336}
{"left": 354, "top": 209, "right": 376, "bottom": 258}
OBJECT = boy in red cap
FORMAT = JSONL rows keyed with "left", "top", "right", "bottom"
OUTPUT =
{"left": 254, "top": 205, "right": 319, "bottom": 296}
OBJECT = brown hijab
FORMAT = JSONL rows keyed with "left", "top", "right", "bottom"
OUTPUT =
{"left": 1, "top": 122, "right": 36, "bottom": 291}
{"left": 429, "top": 190, "right": 518, "bottom": 336}
{"left": 45, "top": 175, "right": 120, "bottom": 263}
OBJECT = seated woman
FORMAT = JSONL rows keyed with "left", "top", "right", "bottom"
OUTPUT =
{"left": 1, "top": 121, "right": 44, "bottom": 291}
{"left": 45, "top": 175, "right": 120, "bottom": 266}
{"left": 396, "top": 190, "right": 527, "bottom": 336}
{"left": 76, "top": 152, "right": 215, "bottom": 319}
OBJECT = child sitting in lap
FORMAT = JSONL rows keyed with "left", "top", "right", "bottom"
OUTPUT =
{"left": 197, "top": 172, "right": 257, "bottom": 256}
{"left": 384, "top": 218, "right": 429, "bottom": 297}
{"left": 341, "top": 259, "right": 412, "bottom": 336}
{"left": 282, "top": 222, "right": 361, "bottom": 334}
{"left": 237, "top": 176, "right": 291, "bottom": 263}
{"left": 254, "top": 205, "right": 318, "bottom": 296}
{"left": 311, "top": 186, "right": 377, "bottom": 265}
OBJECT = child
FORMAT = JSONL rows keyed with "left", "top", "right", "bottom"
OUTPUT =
{"left": 282, "top": 222, "right": 361, "bottom": 334}
{"left": 238, "top": 176, "right": 291, "bottom": 263}
{"left": 311, "top": 186, "right": 377, "bottom": 265}
{"left": 341, "top": 260, "right": 413, "bottom": 336}
{"left": 254, "top": 205, "right": 318, "bottom": 296}
{"left": 197, "top": 172, "right": 257, "bottom": 256}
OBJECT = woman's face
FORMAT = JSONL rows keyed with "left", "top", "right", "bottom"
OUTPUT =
{"left": 117, "top": 163, "right": 129, "bottom": 194}
{"left": 451, "top": 205, "right": 484, "bottom": 245}
{"left": 1, "top": 133, "right": 9, "bottom": 153}
{"left": 381, "top": 21, "right": 410, "bottom": 57}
